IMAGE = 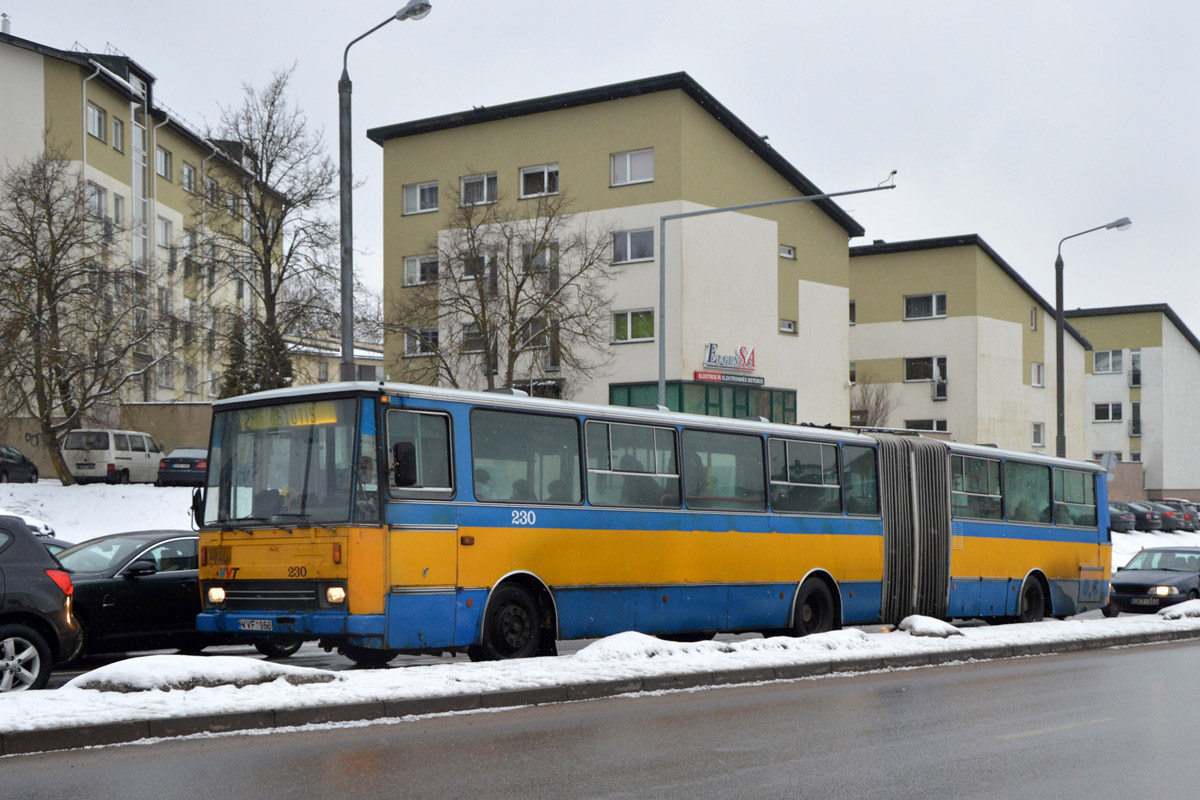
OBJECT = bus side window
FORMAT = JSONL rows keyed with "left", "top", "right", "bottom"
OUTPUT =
{"left": 681, "top": 429, "right": 765, "bottom": 511}
{"left": 1004, "top": 461, "right": 1052, "bottom": 524}
{"left": 842, "top": 445, "right": 879, "bottom": 515}
{"left": 387, "top": 410, "right": 453, "bottom": 498}
{"left": 471, "top": 409, "right": 581, "bottom": 504}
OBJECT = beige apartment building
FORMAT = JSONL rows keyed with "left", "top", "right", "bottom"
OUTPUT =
{"left": 849, "top": 235, "right": 1090, "bottom": 458}
{"left": 368, "top": 73, "right": 864, "bottom": 424}
{"left": 288, "top": 333, "right": 384, "bottom": 386}
{"left": 0, "top": 29, "right": 258, "bottom": 406}
{"left": 1065, "top": 304, "right": 1200, "bottom": 499}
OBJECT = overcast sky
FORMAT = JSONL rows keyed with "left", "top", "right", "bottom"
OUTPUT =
{"left": 13, "top": 2, "right": 1199, "bottom": 328}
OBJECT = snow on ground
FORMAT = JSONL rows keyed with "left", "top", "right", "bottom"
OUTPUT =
{"left": 897, "top": 615, "right": 963, "bottom": 637}
{"left": 0, "top": 483, "right": 193, "bottom": 543}
{"left": 3, "top": 613, "right": 1200, "bottom": 735}
{"left": 67, "top": 655, "right": 341, "bottom": 693}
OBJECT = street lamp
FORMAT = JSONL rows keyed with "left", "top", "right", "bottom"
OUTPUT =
{"left": 655, "top": 177, "right": 896, "bottom": 407}
{"left": 338, "top": 1, "right": 432, "bottom": 381}
{"left": 1055, "top": 216, "right": 1132, "bottom": 458}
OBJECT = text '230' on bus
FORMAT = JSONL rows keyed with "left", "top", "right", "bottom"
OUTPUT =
{"left": 194, "top": 382, "right": 1111, "bottom": 666}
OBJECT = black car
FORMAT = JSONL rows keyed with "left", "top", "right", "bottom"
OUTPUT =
{"left": 1127, "top": 501, "right": 1182, "bottom": 531}
{"left": 57, "top": 531, "right": 300, "bottom": 659}
{"left": 156, "top": 448, "right": 208, "bottom": 487}
{"left": 1161, "top": 499, "right": 1200, "bottom": 533}
{"left": 0, "top": 515, "right": 81, "bottom": 691}
{"left": 0, "top": 444, "right": 38, "bottom": 483}
{"left": 1108, "top": 504, "right": 1136, "bottom": 533}
{"left": 1105, "top": 546, "right": 1200, "bottom": 616}
{"left": 1114, "top": 500, "right": 1161, "bottom": 532}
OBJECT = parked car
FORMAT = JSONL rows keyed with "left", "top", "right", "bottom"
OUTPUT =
{"left": 1161, "top": 499, "right": 1200, "bottom": 533}
{"left": 1116, "top": 500, "right": 1162, "bottom": 532}
{"left": 156, "top": 448, "right": 208, "bottom": 487}
{"left": 0, "top": 445, "right": 38, "bottom": 483}
{"left": 61, "top": 429, "right": 163, "bottom": 485}
{"left": 1108, "top": 504, "right": 1136, "bottom": 533}
{"left": 56, "top": 531, "right": 300, "bottom": 660}
{"left": 1105, "top": 546, "right": 1200, "bottom": 616}
{"left": 0, "top": 515, "right": 81, "bottom": 691}
{"left": 1148, "top": 502, "right": 1188, "bottom": 532}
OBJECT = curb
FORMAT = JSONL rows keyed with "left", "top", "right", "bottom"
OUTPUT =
{"left": 4, "top": 627, "right": 1200, "bottom": 756}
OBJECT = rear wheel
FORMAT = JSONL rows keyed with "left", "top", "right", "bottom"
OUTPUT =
{"left": 0, "top": 624, "right": 51, "bottom": 692}
{"left": 339, "top": 644, "right": 399, "bottom": 668}
{"left": 28, "top": 468, "right": 37, "bottom": 483}
{"left": 0, "top": 471, "right": 8, "bottom": 483}
{"left": 1018, "top": 578, "right": 1046, "bottom": 623}
{"left": 1102, "top": 603, "right": 1120, "bottom": 618}
{"left": 793, "top": 578, "right": 838, "bottom": 636}
{"left": 255, "top": 639, "right": 303, "bottom": 659}
{"left": 476, "top": 585, "right": 542, "bottom": 661}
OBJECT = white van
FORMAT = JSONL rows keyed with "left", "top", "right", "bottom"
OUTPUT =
{"left": 61, "top": 429, "right": 163, "bottom": 484}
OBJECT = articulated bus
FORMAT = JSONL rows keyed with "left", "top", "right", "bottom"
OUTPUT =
{"left": 195, "top": 382, "right": 1110, "bottom": 664}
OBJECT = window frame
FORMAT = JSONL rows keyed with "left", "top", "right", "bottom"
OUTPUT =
{"left": 904, "top": 419, "right": 948, "bottom": 432}
{"left": 903, "top": 356, "right": 946, "bottom": 383}
{"left": 387, "top": 408, "right": 456, "bottom": 500}
{"left": 584, "top": 419, "right": 681, "bottom": 509}
{"left": 610, "top": 148, "right": 654, "bottom": 187}
{"left": 1052, "top": 467, "right": 1098, "bottom": 529}
{"left": 779, "top": 244, "right": 797, "bottom": 260}
{"left": 155, "top": 146, "right": 172, "bottom": 181}
{"left": 155, "top": 216, "right": 172, "bottom": 248}
{"left": 1032, "top": 422, "right": 1045, "bottom": 447}
{"left": 519, "top": 163, "right": 559, "bottom": 199}
{"left": 903, "top": 292, "right": 947, "bottom": 321}
{"left": 180, "top": 162, "right": 196, "bottom": 194}
{"left": 1031, "top": 361, "right": 1045, "bottom": 388}
{"left": 86, "top": 102, "right": 106, "bottom": 142}
{"left": 460, "top": 172, "right": 498, "bottom": 206}
{"left": 612, "top": 309, "right": 655, "bottom": 344}
{"left": 680, "top": 427, "right": 767, "bottom": 513}
{"left": 85, "top": 182, "right": 106, "bottom": 218}
{"left": 469, "top": 407, "right": 583, "bottom": 506}
{"left": 1002, "top": 459, "right": 1053, "bottom": 526}
{"left": 612, "top": 229, "right": 655, "bottom": 264}
{"left": 1093, "top": 402, "right": 1123, "bottom": 422}
{"left": 404, "top": 326, "right": 439, "bottom": 357}
{"left": 1093, "top": 349, "right": 1123, "bottom": 374}
{"left": 403, "top": 180, "right": 439, "bottom": 215}
{"left": 950, "top": 454, "right": 1003, "bottom": 521}
{"left": 112, "top": 118, "right": 124, "bottom": 152}
{"left": 403, "top": 254, "right": 439, "bottom": 286}
{"left": 767, "top": 437, "right": 843, "bottom": 516}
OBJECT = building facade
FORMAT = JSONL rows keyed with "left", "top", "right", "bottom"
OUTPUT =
{"left": 1065, "top": 304, "right": 1200, "bottom": 499}
{"left": 849, "top": 235, "right": 1090, "bottom": 458}
{"left": 288, "top": 333, "right": 384, "bottom": 386}
{"left": 369, "top": 73, "right": 863, "bottom": 424}
{"left": 0, "top": 30, "right": 257, "bottom": 406}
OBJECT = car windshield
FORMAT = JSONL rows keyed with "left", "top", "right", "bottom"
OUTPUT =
{"left": 168, "top": 448, "right": 207, "bottom": 459}
{"left": 1123, "top": 550, "right": 1200, "bottom": 572}
{"left": 58, "top": 536, "right": 153, "bottom": 572}
{"left": 63, "top": 431, "right": 109, "bottom": 450}
{"left": 204, "top": 398, "right": 362, "bottom": 527}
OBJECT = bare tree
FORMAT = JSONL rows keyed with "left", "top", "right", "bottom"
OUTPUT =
{"left": 850, "top": 370, "right": 898, "bottom": 428}
{"left": 386, "top": 188, "right": 616, "bottom": 397}
{"left": 0, "top": 146, "right": 173, "bottom": 483}
{"left": 196, "top": 65, "right": 341, "bottom": 397}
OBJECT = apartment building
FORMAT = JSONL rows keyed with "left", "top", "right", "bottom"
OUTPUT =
{"left": 368, "top": 73, "right": 864, "bottom": 424}
{"left": 849, "top": 235, "right": 1090, "bottom": 458}
{"left": 287, "top": 333, "right": 384, "bottom": 386}
{"left": 1064, "top": 304, "right": 1200, "bottom": 499}
{"left": 0, "top": 29, "right": 257, "bottom": 404}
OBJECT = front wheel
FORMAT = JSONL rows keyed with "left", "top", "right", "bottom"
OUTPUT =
{"left": 1018, "top": 579, "right": 1046, "bottom": 623}
{"left": 339, "top": 644, "right": 399, "bottom": 668}
{"left": 1102, "top": 603, "right": 1120, "bottom": 618}
{"left": 0, "top": 624, "right": 51, "bottom": 692}
{"left": 476, "top": 585, "right": 542, "bottom": 661}
{"left": 255, "top": 639, "right": 303, "bottom": 659}
{"left": 793, "top": 578, "right": 838, "bottom": 636}
{"left": 29, "top": 469, "right": 37, "bottom": 483}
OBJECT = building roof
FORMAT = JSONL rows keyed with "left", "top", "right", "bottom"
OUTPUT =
{"left": 849, "top": 234, "right": 1092, "bottom": 349}
{"left": 366, "top": 72, "right": 865, "bottom": 238}
{"left": 1065, "top": 303, "right": 1200, "bottom": 357}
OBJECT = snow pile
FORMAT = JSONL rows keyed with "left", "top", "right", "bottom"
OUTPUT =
{"left": 572, "top": 629, "right": 876, "bottom": 665}
{"left": 67, "top": 655, "right": 341, "bottom": 693}
{"left": 0, "top": 507, "right": 55, "bottom": 537}
{"left": 1159, "top": 599, "right": 1200, "bottom": 620}
{"left": 0, "top": 484, "right": 193, "bottom": 543}
{"left": 898, "top": 615, "right": 964, "bottom": 638}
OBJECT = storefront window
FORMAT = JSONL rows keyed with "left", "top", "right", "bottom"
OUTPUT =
{"left": 610, "top": 382, "right": 797, "bottom": 424}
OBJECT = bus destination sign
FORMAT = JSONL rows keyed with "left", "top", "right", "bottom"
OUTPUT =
{"left": 239, "top": 401, "right": 339, "bottom": 431}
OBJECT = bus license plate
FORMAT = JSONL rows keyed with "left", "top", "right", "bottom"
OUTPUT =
{"left": 1131, "top": 598, "right": 1157, "bottom": 606}
{"left": 239, "top": 619, "right": 274, "bottom": 632}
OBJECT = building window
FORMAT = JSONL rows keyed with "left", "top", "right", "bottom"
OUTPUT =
{"left": 1093, "top": 451, "right": 1122, "bottom": 462}
{"left": 1031, "top": 362, "right": 1045, "bottom": 387}
{"left": 403, "top": 180, "right": 439, "bottom": 214}
{"left": 849, "top": 300, "right": 856, "bottom": 325}
{"left": 520, "top": 163, "right": 559, "bottom": 198}
{"left": 611, "top": 149, "right": 653, "bottom": 186}
{"left": 112, "top": 194, "right": 125, "bottom": 226}
{"left": 181, "top": 163, "right": 196, "bottom": 193}
{"left": 905, "top": 419, "right": 947, "bottom": 432}
{"left": 849, "top": 361, "right": 857, "bottom": 384}
{"left": 904, "top": 356, "right": 947, "bottom": 384}
{"left": 403, "top": 255, "right": 439, "bottom": 286}
{"left": 404, "top": 327, "right": 439, "bottom": 356}
{"left": 155, "top": 147, "right": 172, "bottom": 180}
{"left": 1131, "top": 400, "right": 1142, "bottom": 436}
{"left": 1031, "top": 307, "right": 1038, "bottom": 331}
{"left": 1094, "top": 349, "right": 1123, "bottom": 374}
{"left": 1094, "top": 402, "right": 1123, "bottom": 422}
{"left": 157, "top": 359, "right": 175, "bottom": 390}
{"left": 204, "top": 177, "right": 220, "bottom": 205}
{"left": 1130, "top": 451, "right": 1142, "bottom": 463}
{"left": 318, "top": 361, "right": 329, "bottom": 382}
{"left": 1033, "top": 422, "right": 1045, "bottom": 447}
{"left": 156, "top": 216, "right": 172, "bottom": 248}
{"left": 1130, "top": 349, "right": 1141, "bottom": 387}
{"left": 185, "top": 365, "right": 199, "bottom": 395}
{"left": 86, "top": 102, "right": 106, "bottom": 141}
{"left": 613, "top": 310, "right": 654, "bottom": 343}
{"left": 463, "top": 250, "right": 496, "bottom": 281}
{"left": 461, "top": 172, "right": 497, "bottom": 206}
{"left": 112, "top": 118, "right": 124, "bottom": 152}
{"left": 904, "top": 292, "right": 947, "bottom": 320}
{"left": 613, "top": 229, "right": 654, "bottom": 263}
{"left": 779, "top": 244, "right": 796, "bottom": 260}
{"left": 86, "top": 182, "right": 106, "bottom": 217}
{"left": 462, "top": 322, "right": 487, "bottom": 354}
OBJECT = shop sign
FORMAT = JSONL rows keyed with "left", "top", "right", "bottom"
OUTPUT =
{"left": 702, "top": 343, "right": 756, "bottom": 372}
{"left": 694, "top": 371, "right": 766, "bottom": 387}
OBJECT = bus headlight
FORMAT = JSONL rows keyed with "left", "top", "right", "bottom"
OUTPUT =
{"left": 327, "top": 586, "right": 346, "bottom": 604}
{"left": 208, "top": 587, "right": 226, "bottom": 604}
{"left": 1151, "top": 586, "right": 1179, "bottom": 596}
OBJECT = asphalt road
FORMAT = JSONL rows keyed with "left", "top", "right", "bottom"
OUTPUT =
{"left": 10, "top": 636, "right": 1196, "bottom": 799}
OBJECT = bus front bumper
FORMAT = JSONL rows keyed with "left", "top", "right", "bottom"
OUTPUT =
{"left": 197, "top": 609, "right": 385, "bottom": 642}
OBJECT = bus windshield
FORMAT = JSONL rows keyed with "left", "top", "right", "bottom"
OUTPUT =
{"left": 204, "top": 398, "right": 360, "bottom": 527}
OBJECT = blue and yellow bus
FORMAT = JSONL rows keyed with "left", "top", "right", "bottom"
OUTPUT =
{"left": 195, "top": 382, "right": 1110, "bottom": 664}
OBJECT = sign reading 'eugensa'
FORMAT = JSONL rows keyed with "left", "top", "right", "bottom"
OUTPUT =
{"left": 702, "top": 343, "right": 756, "bottom": 372}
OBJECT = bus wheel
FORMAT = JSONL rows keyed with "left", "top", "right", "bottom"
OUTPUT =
{"left": 339, "top": 644, "right": 399, "bottom": 668}
{"left": 478, "top": 585, "right": 541, "bottom": 660}
{"left": 793, "top": 578, "right": 837, "bottom": 636}
{"left": 1018, "top": 579, "right": 1046, "bottom": 623}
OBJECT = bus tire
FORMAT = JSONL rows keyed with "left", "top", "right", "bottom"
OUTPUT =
{"left": 793, "top": 578, "right": 838, "bottom": 636}
{"left": 1018, "top": 578, "right": 1046, "bottom": 623}
{"left": 477, "top": 584, "right": 541, "bottom": 660}
{"left": 340, "top": 644, "right": 399, "bottom": 668}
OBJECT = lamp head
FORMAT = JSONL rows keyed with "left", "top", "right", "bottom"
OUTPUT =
{"left": 1106, "top": 217, "right": 1132, "bottom": 231}
{"left": 396, "top": 0, "right": 431, "bottom": 20}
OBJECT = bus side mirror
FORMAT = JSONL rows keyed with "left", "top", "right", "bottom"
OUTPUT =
{"left": 393, "top": 441, "right": 417, "bottom": 487}
{"left": 191, "top": 488, "right": 204, "bottom": 522}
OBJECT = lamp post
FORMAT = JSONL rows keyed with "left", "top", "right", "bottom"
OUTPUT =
{"left": 1055, "top": 216, "right": 1132, "bottom": 458}
{"left": 655, "top": 179, "right": 895, "bottom": 407}
{"left": 339, "top": 1, "right": 432, "bottom": 381}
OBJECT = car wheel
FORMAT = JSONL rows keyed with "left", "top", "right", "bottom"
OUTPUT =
{"left": 1189, "top": 590, "right": 1199, "bottom": 601}
{"left": 338, "top": 644, "right": 399, "bottom": 668}
{"left": 1018, "top": 578, "right": 1046, "bottom": 623}
{"left": 0, "top": 471, "right": 8, "bottom": 484}
{"left": 1101, "top": 603, "right": 1120, "bottom": 618}
{"left": 793, "top": 577, "right": 838, "bottom": 636}
{"left": 255, "top": 639, "right": 303, "bottom": 659}
{"left": 476, "top": 584, "right": 542, "bottom": 661}
{"left": 0, "top": 624, "right": 52, "bottom": 692}
{"left": 29, "top": 469, "right": 37, "bottom": 483}
{"left": 119, "top": 470, "right": 130, "bottom": 485}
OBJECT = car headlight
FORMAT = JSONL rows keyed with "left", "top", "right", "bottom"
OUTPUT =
{"left": 326, "top": 586, "right": 346, "bottom": 604}
{"left": 208, "top": 586, "right": 226, "bottom": 604}
{"left": 1150, "top": 586, "right": 1180, "bottom": 597}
